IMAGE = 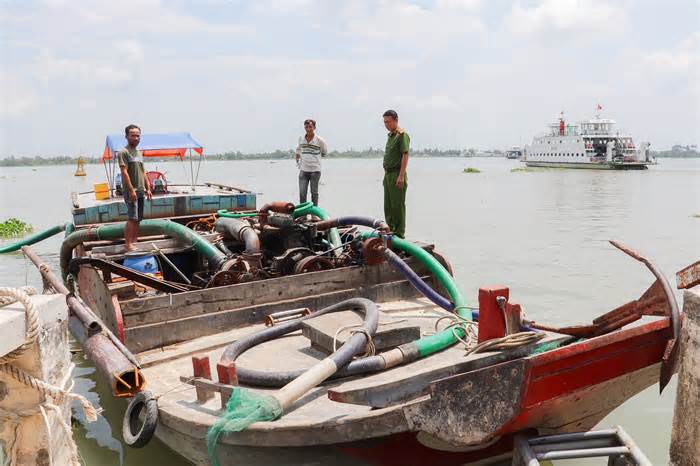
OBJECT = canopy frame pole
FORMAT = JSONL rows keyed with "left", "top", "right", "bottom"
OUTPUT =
{"left": 189, "top": 147, "right": 195, "bottom": 191}
{"left": 194, "top": 148, "right": 203, "bottom": 188}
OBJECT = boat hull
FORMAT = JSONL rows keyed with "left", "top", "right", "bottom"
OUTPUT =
{"left": 149, "top": 317, "right": 671, "bottom": 466}
{"left": 524, "top": 161, "right": 648, "bottom": 170}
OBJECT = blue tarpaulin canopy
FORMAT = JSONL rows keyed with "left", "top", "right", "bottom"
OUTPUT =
{"left": 102, "top": 132, "right": 204, "bottom": 160}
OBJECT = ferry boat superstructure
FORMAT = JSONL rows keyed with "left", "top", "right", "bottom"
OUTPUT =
{"left": 523, "top": 112, "right": 653, "bottom": 169}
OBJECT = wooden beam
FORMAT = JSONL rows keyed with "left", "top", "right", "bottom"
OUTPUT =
{"left": 124, "top": 279, "right": 425, "bottom": 353}
{"left": 120, "top": 258, "right": 431, "bottom": 327}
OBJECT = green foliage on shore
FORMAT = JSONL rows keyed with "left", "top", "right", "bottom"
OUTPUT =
{"left": 2, "top": 145, "right": 698, "bottom": 167}
{"left": 0, "top": 218, "right": 33, "bottom": 238}
{"left": 0, "top": 148, "right": 470, "bottom": 167}
{"left": 652, "top": 146, "right": 699, "bottom": 158}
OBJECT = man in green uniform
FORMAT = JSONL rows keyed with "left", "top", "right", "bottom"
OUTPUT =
{"left": 117, "top": 124, "right": 152, "bottom": 251}
{"left": 382, "top": 109, "right": 410, "bottom": 238}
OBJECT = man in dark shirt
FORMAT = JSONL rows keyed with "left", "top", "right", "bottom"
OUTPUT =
{"left": 117, "top": 124, "right": 152, "bottom": 251}
{"left": 382, "top": 110, "right": 410, "bottom": 238}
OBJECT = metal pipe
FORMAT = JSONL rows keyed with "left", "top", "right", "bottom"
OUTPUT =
{"left": 22, "top": 245, "right": 100, "bottom": 331}
{"left": 214, "top": 217, "right": 261, "bottom": 256}
{"left": 536, "top": 447, "right": 629, "bottom": 460}
{"left": 527, "top": 429, "right": 618, "bottom": 445}
{"left": 69, "top": 315, "right": 144, "bottom": 397}
{"left": 513, "top": 435, "right": 539, "bottom": 466}
{"left": 258, "top": 201, "right": 295, "bottom": 215}
{"left": 21, "top": 246, "right": 141, "bottom": 370}
{"left": 315, "top": 216, "right": 390, "bottom": 232}
{"left": 614, "top": 425, "right": 653, "bottom": 466}
{"left": 609, "top": 241, "right": 680, "bottom": 341}
{"left": 215, "top": 241, "right": 233, "bottom": 256}
{"left": 530, "top": 438, "right": 616, "bottom": 452}
{"left": 609, "top": 240, "right": 681, "bottom": 392}
{"left": 151, "top": 243, "right": 191, "bottom": 284}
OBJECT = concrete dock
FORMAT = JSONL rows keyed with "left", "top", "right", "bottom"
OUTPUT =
{"left": 0, "top": 290, "right": 91, "bottom": 466}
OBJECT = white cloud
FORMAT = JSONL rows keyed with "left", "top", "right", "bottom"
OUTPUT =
{"left": 435, "top": 0, "right": 482, "bottom": 10}
{"left": 37, "top": 0, "right": 248, "bottom": 35}
{"left": 0, "top": 75, "right": 40, "bottom": 118}
{"left": 114, "top": 40, "right": 145, "bottom": 66}
{"left": 341, "top": 0, "right": 487, "bottom": 52}
{"left": 644, "top": 31, "right": 700, "bottom": 75}
{"left": 34, "top": 40, "right": 145, "bottom": 90}
{"left": 506, "top": 0, "right": 625, "bottom": 37}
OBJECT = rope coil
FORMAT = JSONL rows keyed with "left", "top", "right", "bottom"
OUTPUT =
{"left": 0, "top": 286, "right": 39, "bottom": 364}
{"left": 434, "top": 314, "right": 545, "bottom": 356}
{"left": 333, "top": 324, "right": 377, "bottom": 357}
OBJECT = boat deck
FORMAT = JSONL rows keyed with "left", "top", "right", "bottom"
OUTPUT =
{"left": 71, "top": 183, "right": 256, "bottom": 226}
{"left": 139, "top": 297, "right": 572, "bottom": 447}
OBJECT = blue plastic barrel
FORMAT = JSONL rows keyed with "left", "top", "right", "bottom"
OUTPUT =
{"left": 123, "top": 255, "right": 159, "bottom": 275}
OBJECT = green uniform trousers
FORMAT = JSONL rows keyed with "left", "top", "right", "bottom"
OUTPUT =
{"left": 383, "top": 170, "right": 407, "bottom": 238}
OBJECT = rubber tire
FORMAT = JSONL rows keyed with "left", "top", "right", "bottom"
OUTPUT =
{"left": 122, "top": 390, "right": 158, "bottom": 448}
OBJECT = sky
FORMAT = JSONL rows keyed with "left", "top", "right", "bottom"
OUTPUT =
{"left": 0, "top": 0, "right": 698, "bottom": 157}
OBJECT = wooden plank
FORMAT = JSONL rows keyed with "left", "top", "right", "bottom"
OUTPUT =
{"left": 302, "top": 310, "right": 420, "bottom": 354}
{"left": 77, "top": 265, "right": 120, "bottom": 336}
{"left": 120, "top": 258, "right": 432, "bottom": 327}
{"left": 107, "top": 281, "right": 138, "bottom": 300}
{"left": 124, "top": 279, "right": 423, "bottom": 353}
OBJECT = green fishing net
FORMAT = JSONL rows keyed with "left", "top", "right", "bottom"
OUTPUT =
{"left": 207, "top": 387, "right": 283, "bottom": 465}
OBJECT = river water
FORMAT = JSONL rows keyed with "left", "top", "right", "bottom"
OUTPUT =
{"left": 1, "top": 157, "right": 698, "bottom": 465}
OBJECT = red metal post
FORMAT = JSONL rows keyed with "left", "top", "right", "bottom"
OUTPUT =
{"left": 478, "top": 286, "right": 509, "bottom": 343}
{"left": 192, "top": 355, "right": 213, "bottom": 403}
{"left": 192, "top": 355, "right": 212, "bottom": 379}
{"left": 217, "top": 361, "right": 238, "bottom": 386}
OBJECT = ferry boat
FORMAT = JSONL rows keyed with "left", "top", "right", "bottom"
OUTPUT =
{"left": 523, "top": 111, "right": 653, "bottom": 170}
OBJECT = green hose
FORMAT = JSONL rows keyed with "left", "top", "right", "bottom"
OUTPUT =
{"left": 361, "top": 232, "right": 473, "bottom": 358}
{"left": 60, "top": 219, "right": 226, "bottom": 279}
{"left": 0, "top": 223, "right": 70, "bottom": 254}
{"left": 292, "top": 203, "right": 342, "bottom": 249}
{"left": 217, "top": 209, "right": 258, "bottom": 218}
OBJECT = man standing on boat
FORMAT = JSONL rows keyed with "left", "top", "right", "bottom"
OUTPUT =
{"left": 295, "top": 119, "right": 327, "bottom": 206}
{"left": 118, "top": 124, "right": 152, "bottom": 252}
{"left": 382, "top": 109, "right": 410, "bottom": 238}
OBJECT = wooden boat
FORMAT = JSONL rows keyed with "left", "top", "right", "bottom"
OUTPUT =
{"left": 51, "top": 132, "right": 681, "bottom": 465}
{"left": 62, "top": 183, "right": 681, "bottom": 466}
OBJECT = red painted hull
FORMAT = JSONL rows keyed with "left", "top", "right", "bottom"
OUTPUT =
{"left": 341, "top": 318, "right": 672, "bottom": 466}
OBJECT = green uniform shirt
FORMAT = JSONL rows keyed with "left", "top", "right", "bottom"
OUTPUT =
{"left": 117, "top": 147, "right": 146, "bottom": 192}
{"left": 383, "top": 130, "right": 410, "bottom": 171}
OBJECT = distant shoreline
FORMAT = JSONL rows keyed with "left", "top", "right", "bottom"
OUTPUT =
{"left": 1, "top": 150, "right": 698, "bottom": 167}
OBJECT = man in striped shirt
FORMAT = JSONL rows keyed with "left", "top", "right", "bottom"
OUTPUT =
{"left": 295, "top": 119, "right": 328, "bottom": 206}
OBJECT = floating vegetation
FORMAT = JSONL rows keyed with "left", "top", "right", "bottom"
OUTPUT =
{"left": 511, "top": 167, "right": 536, "bottom": 173}
{"left": 693, "top": 214, "right": 700, "bottom": 218}
{"left": 0, "top": 218, "right": 34, "bottom": 238}
{"left": 463, "top": 167, "right": 481, "bottom": 173}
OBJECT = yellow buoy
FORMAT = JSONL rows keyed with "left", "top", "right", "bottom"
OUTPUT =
{"left": 74, "top": 157, "right": 87, "bottom": 177}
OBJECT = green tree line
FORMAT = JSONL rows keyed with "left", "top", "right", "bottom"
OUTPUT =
{"left": 1, "top": 146, "right": 697, "bottom": 167}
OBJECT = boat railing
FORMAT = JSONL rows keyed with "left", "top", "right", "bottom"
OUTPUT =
{"left": 512, "top": 426, "right": 652, "bottom": 465}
